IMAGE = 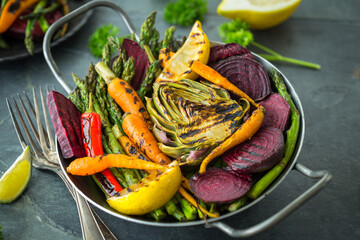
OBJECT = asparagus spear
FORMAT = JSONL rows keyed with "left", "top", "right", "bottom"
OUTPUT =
{"left": 228, "top": 196, "right": 247, "bottom": 212}
{"left": 121, "top": 56, "right": 135, "bottom": 84}
{"left": 162, "top": 26, "right": 176, "bottom": 50}
{"left": 72, "top": 73, "right": 89, "bottom": 110}
{"left": 137, "top": 59, "right": 162, "bottom": 101}
{"left": 175, "top": 193, "right": 197, "bottom": 221}
{"left": 247, "top": 69, "right": 300, "bottom": 199}
{"left": 112, "top": 56, "right": 123, "bottom": 78}
{"left": 25, "top": 0, "right": 47, "bottom": 55}
{"left": 139, "top": 11, "right": 157, "bottom": 47}
{"left": 102, "top": 42, "right": 111, "bottom": 67}
{"left": 20, "top": 2, "right": 60, "bottom": 20}
{"left": 69, "top": 87, "right": 85, "bottom": 113}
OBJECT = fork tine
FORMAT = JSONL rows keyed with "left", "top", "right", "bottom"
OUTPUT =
{"left": 6, "top": 98, "right": 27, "bottom": 150}
{"left": 18, "top": 92, "right": 40, "bottom": 145}
{"left": 33, "top": 88, "right": 50, "bottom": 154}
{"left": 41, "top": 86, "right": 56, "bottom": 151}
{"left": 11, "top": 97, "right": 43, "bottom": 158}
{"left": 23, "top": 90, "right": 51, "bottom": 146}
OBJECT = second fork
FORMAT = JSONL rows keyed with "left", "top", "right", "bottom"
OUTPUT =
{"left": 7, "top": 87, "right": 118, "bottom": 240}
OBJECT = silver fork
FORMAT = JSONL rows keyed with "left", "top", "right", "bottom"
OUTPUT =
{"left": 6, "top": 87, "right": 118, "bottom": 240}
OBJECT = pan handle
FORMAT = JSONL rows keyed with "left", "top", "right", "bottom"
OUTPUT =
{"left": 43, "top": 0, "right": 139, "bottom": 95}
{"left": 208, "top": 163, "right": 332, "bottom": 238}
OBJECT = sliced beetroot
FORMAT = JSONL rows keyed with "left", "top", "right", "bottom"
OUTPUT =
{"left": 122, "top": 39, "right": 149, "bottom": 90}
{"left": 189, "top": 168, "right": 252, "bottom": 203}
{"left": 223, "top": 127, "right": 285, "bottom": 174}
{"left": 208, "top": 43, "right": 254, "bottom": 66}
{"left": 6, "top": 10, "right": 63, "bottom": 41}
{"left": 47, "top": 91, "right": 86, "bottom": 159}
{"left": 259, "top": 93, "right": 290, "bottom": 131}
{"left": 212, "top": 55, "right": 271, "bottom": 101}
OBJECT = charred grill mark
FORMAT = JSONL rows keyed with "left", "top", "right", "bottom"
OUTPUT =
{"left": 9, "top": 0, "right": 21, "bottom": 13}
{"left": 191, "top": 33, "right": 201, "bottom": 38}
{"left": 134, "top": 96, "right": 139, "bottom": 104}
{"left": 125, "top": 88, "right": 133, "bottom": 94}
{"left": 139, "top": 107, "right": 146, "bottom": 113}
{"left": 198, "top": 50, "right": 203, "bottom": 54}
{"left": 126, "top": 142, "right": 129, "bottom": 147}
{"left": 179, "top": 128, "right": 202, "bottom": 139}
{"left": 120, "top": 81, "right": 125, "bottom": 85}
{"left": 127, "top": 188, "right": 133, "bottom": 193}
{"left": 184, "top": 70, "right": 192, "bottom": 74}
{"left": 249, "top": 143, "right": 265, "bottom": 149}
{"left": 99, "top": 155, "right": 104, "bottom": 162}
{"left": 128, "top": 145, "right": 137, "bottom": 155}
{"left": 139, "top": 139, "right": 144, "bottom": 148}
{"left": 240, "top": 148, "right": 264, "bottom": 157}
{"left": 196, "top": 41, "right": 205, "bottom": 45}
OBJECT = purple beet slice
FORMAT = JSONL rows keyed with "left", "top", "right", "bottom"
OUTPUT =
{"left": 212, "top": 55, "right": 271, "bottom": 101}
{"left": 259, "top": 93, "right": 290, "bottom": 131}
{"left": 47, "top": 91, "right": 86, "bottom": 159}
{"left": 208, "top": 43, "right": 254, "bottom": 67}
{"left": 189, "top": 168, "right": 252, "bottom": 203}
{"left": 122, "top": 39, "right": 149, "bottom": 90}
{"left": 223, "top": 127, "right": 285, "bottom": 174}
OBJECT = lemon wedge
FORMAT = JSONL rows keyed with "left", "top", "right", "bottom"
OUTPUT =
{"left": 107, "top": 165, "right": 182, "bottom": 215}
{"left": 0, "top": 146, "right": 32, "bottom": 203}
{"left": 156, "top": 20, "right": 210, "bottom": 83}
{"left": 217, "top": 0, "right": 301, "bottom": 29}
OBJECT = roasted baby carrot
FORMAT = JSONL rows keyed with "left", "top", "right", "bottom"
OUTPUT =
{"left": 190, "top": 60, "right": 260, "bottom": 108}
{"left": 122, "top": 113, "right": 171, "bottom": 165}
{"left": 67, "top": 154, "right": 168, "bottom": 176}
{"left": 0, "top": 0, "right": 40, "bottom": 34}
{"left": 199, "top": 107, "right": 265, "bottom": 173}
{"left": 95, "top": 62, "right": 153, "bottom": 129}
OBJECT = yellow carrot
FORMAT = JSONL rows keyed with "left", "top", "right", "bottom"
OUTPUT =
{"left": 67, "top": 154, "right": 168, "bottom": 176}
{"left": 190, "top": 60, "right": 260, "bottom": 108}
{"left": 199, "top": 107, "right": 265, "bottom": 173}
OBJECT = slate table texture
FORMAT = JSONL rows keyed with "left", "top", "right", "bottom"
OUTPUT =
{"left": 0, "top": 0, "right": 359, "bottom": 239}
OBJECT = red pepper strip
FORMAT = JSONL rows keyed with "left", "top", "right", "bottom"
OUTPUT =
{"left": 81, "top": 111, "right": 123, "bottom": 193}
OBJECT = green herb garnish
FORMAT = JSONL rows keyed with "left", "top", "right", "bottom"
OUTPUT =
{"left": 164, "top": 0, "right": 207, "bottom": 26}
{"left": 219, "top": 19, "right": 321, "bottom": 70}
{"left": 88, "top": 24, "right": 120, "bottom": 58}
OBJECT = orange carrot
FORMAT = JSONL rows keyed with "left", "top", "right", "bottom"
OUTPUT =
{"left": 122, "top": 113, "right": 171, "bottom": 165}
{"left": 0, "top": 0, "right": 40, "bottom": 34}
{"left": 178, "top": 186, "right": 219, "bottom": 218}
{"left": 158, "top": 48, "right": 175, "bottom": 68}
{"left": 95, "top": 62, "right": 153, "bottom": 129}
{"left": 181, "top": 175, "right": 191, "bottom": 191}
{"left": 199, "top": 107, "right": 265, "bottom": 173}
{"left": 67, "top": 154, "right": 167, "bottom": 176}
{"left": 190, "top": 60, "right": 260, "bottom": 108}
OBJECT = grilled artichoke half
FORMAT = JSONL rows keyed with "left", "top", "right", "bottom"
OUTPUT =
{"left": 146, "top": 79, "right": 250, "bottom": 165}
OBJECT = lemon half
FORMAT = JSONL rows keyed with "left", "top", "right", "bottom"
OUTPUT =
{"left": 107, "top": 165, "right": 182, "bottom": 215}
{"left": 0, "top": 146, "right": 32, "bottom": 203}
{"left": 217, "top": 0, "right": 301, "bottom": 29}
{"left": 156, "top": 20, "right": 210, "bottom": 83}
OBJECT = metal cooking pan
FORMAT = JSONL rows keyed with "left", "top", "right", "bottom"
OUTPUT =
{"left": 43, "top": 0, "right": 332, "bottom": 237}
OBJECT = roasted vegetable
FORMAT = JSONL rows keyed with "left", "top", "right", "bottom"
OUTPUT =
{"left": 46, "top": 91, "right": 86, "bottom": 159}
{"left": 208, "top": 43, "right": 254, "bottom": 66}
{"left": 146, "top": 78, "right": 248, "bottom": 165}
{"left": 0, "top": 0, "right": 40, "bottom": 34}
{"left": 259, "top": 93, "right": 290, "bottom": 131}
{"left": 211, "top": 55, "right": 271, "bottom": 101}
{"left": 223, "top": 127, "right": 285, "bottom": 173}
{"left": 189, "top": 168, "right": 252, "bottom": 203}
{"left": 122, "top": 39, "right": 149, "bottom": 90}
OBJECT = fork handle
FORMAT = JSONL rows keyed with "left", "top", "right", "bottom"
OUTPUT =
{"left": 55, "top": 169, "right": 118, "bottom": 240}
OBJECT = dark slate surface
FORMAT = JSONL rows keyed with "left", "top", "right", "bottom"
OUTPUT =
{"left": 0, "top": 0, "right": 359, "bottom": 239}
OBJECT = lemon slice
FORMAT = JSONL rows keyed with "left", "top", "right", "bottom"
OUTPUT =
{"left": 107, "top": 165, "right": 182, "bottom": 215}
{"left": 0, "top": 146, "right": 32, "bottom": 203}
{"left": 217, "top": 0, "right": 301, "bottom": 29}
{"left": 156, "top": 20, "right": 210, "bottom": 83}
